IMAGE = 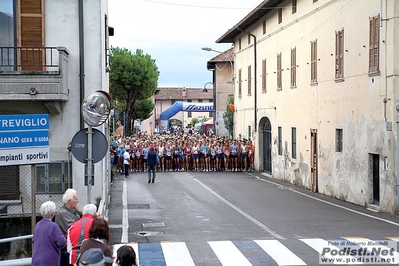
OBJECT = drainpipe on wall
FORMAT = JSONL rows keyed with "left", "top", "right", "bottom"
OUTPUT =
{"left": 237, "top": 27, "right": 257, "bottom": 133}
{"left": 396, "top": 101, "right": 399, "bottom": 213}
{"left": 79, "top": 0, "right": 85, "bottom": 129}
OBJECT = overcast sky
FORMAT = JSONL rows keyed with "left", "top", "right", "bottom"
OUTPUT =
{"left": 108, "top": 0, "right": 262, "bottom": 88}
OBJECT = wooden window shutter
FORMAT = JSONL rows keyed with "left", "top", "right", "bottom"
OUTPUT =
{"left": 335, "top": 29, "right": 344, "bottom": 79}
{"left": 238, "top": 69, "right": 242, "bottom": 97}
{"left": 311, "top": 40, "right": 317, "bottom": 83}
{"left": 248, "top": 65, "right": 251, "bottom": 95}
{"left": 369, "top": 15, "right": 379, "bottom": 73}
{"left": 18, "top": 0, "right": 45, "bottom": 70}
{"left": 291, "top": 47, "right": 296, "bottom": 87}
{"left": 262, "top": 59, "right": 266, "bottom": 92}
{"left": 277, "top": 53, "right": 282, "bottom": 89}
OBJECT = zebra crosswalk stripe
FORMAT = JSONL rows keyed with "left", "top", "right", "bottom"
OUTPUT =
{"left": 112, "top": 237, "right": 399, "bottom": 265}
{"left": 254, "top": 239, "right": 306, "bottom": 266}
{"left": 161, "top": 242, "right": 195, "bottom": 266}
{"left": 208, "top": 241, "right": 252, "bottom": 266}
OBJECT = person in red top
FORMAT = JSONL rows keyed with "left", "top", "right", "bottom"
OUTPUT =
{"left": 184, "top": 141, "right": 192, "bottom": 171}
{"left": 66, "top": 204, "right": 98, "bottom": 265}
{"left": 248, "top": 140, "right": 255, "bottom": 172}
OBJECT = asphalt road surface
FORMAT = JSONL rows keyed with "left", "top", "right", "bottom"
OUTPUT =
{"left": 107, "top": 170, "right": 399, "bottom": 266}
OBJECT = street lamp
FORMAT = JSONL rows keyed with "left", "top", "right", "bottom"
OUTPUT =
{"left": 202, "top": 47, "right": 222, "bottom": 53}
{"left": 203, "top": 81, "right": 213, "bottom": 92}
{"left": 201, "top": 47, "right": 234, "bottom": 82}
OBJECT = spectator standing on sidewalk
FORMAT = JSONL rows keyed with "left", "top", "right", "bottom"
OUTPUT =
{"left": 32, "top": 201, "right": 66, "bottom": 266}
{"left": 110, "top": 147, "right": 118, "bottom": 182}
{"left": 147, "top": 145, "right": 160, "bottom": 183}
{"left": 56, "top": 188, "right": 80, "bottom": 266}
{"left": 66, "top": 204, "right": 98, "bottom": 265}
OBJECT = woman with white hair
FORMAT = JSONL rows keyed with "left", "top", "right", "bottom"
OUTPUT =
{"left": 32, "top": 201, "right": 66, "bottom": 266}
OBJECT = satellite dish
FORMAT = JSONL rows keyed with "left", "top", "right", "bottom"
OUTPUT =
{"left": 82, "top": 90, "right": 111, "bottom": 127}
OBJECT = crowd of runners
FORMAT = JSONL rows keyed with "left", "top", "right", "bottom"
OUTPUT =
{"left": 110, "top": 130, "right": 255, "bottom": 177}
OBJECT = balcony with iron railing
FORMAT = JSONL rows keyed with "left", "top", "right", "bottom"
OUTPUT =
{"left": 0, "top": 46, "right": 70, "bottom": 113}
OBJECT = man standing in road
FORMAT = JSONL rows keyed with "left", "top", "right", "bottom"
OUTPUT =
{"left": 147, "top": 145, "right": 160, "bottom": 183}
{"left": 66, "top": 204, "right": 98, "bottom": 265}
{"left": 123, "top": 145, "right": 130, "bottom": 178}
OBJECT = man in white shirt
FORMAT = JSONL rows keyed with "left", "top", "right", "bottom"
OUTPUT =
{"left": 123, "top": 146, "right": 130, "bottom": 178}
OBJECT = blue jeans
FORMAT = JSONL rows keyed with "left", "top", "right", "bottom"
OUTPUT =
{"left": 148, "top": 165, "right": 156, "bottom": 181}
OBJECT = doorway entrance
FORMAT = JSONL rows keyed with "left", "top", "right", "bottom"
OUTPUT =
{"left": 369, "top": 154, "right": 380, "bottom": 205}
{"left": 262, "top": 118, "right": 272, "bottom": 173}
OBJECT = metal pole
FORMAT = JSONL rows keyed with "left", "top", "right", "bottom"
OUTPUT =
{"left": 396, "top": 102, "right": 399, "bottom": 212}
{"left": 31, "top": 164, "right": 36, "bottom": 252}
{"left": 87, "top": 126, "right": 93, "bottom": 204}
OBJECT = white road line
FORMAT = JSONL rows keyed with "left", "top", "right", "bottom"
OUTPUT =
{"left": 256, "top": 175, "right": 399, "bottom": 227}
{"left": 209, "top": 241, "right": 252, "bottom": 266}
{"left": 121, "top": 178, "right": 129, "bottom": 243}
{"left": 255, "top": 239, "right": 306, "bottom": 265}
{"left": 161, "top": 242, "right": 195, "bottom": 266}
{"left": 194, "top": 178, "right": 285, "bottom": 239}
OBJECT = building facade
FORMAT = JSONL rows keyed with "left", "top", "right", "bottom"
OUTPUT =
{"left": 217, "top": 0, "right": 399, "bottom": 214}
{"left": 0, "top": 0, "right": 112, "bottom": 215}
{"left": 205, "top": 48, "right": 234, "bottom": 137}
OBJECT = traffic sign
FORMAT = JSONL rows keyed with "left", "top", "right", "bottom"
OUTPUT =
{"left": 71, "top": 128, "right": 108, "bottom": 164}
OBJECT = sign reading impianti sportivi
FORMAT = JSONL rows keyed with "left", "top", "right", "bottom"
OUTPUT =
{"left": 0, "top": 114, "right": 50, "bottom": 166}
{"left": 319, "top": 239, "right": 399, "bottom": 265}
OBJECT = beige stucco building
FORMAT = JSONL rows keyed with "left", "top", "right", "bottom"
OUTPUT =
{"left": 205, "top": 48, "right": 234, "bottom": 137}
{"left": 217, "top": 0, "right": 399, "bottom": 214}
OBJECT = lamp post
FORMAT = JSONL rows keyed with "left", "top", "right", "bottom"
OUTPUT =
{"left": 202, "top": 47, "right": 234, "bottom": 136}
{"left": 201, "top": 47, "right": 234, "bottom": 82}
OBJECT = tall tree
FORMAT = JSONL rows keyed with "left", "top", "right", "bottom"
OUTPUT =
{"left": 109, "top": 47, "right": 159, "bottom": 136}
{"left": 223, "top": 97, "right": 234, "bottom": 137}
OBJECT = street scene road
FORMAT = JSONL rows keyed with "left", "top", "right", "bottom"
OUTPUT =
{"left": 108, "top": 171, "right": 399, "bottom": 266}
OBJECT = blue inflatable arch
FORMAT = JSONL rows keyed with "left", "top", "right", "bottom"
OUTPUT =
{"left": 159, "top": 101, "right": 214, "bottom": 132}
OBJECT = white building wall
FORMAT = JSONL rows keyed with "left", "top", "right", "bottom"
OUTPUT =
{"left": 44, "top": 0, "right": 110, "bottom": 209}
{"left": 233, "top": 0, "right": 398, "bottom": 213}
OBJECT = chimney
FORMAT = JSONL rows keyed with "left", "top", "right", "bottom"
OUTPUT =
{"left": 182, "top": 87, "right": 186, "bottom": 98}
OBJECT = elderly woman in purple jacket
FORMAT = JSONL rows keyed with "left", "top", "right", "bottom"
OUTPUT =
{"left": 32, "top": 201, "right": 66, "bottom": 266}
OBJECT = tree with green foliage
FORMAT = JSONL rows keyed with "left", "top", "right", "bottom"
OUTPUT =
{"left": 135, "top": 98, "right": 155, "bottom": 121}
{"left": 109, "top": 47, "right": 159, "bottom": 136}
{"left": 189, "top": 117, "right": 201, "bottom": 128}
{"left": 223, "top": 97, "right": 234, "bottom": 137}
